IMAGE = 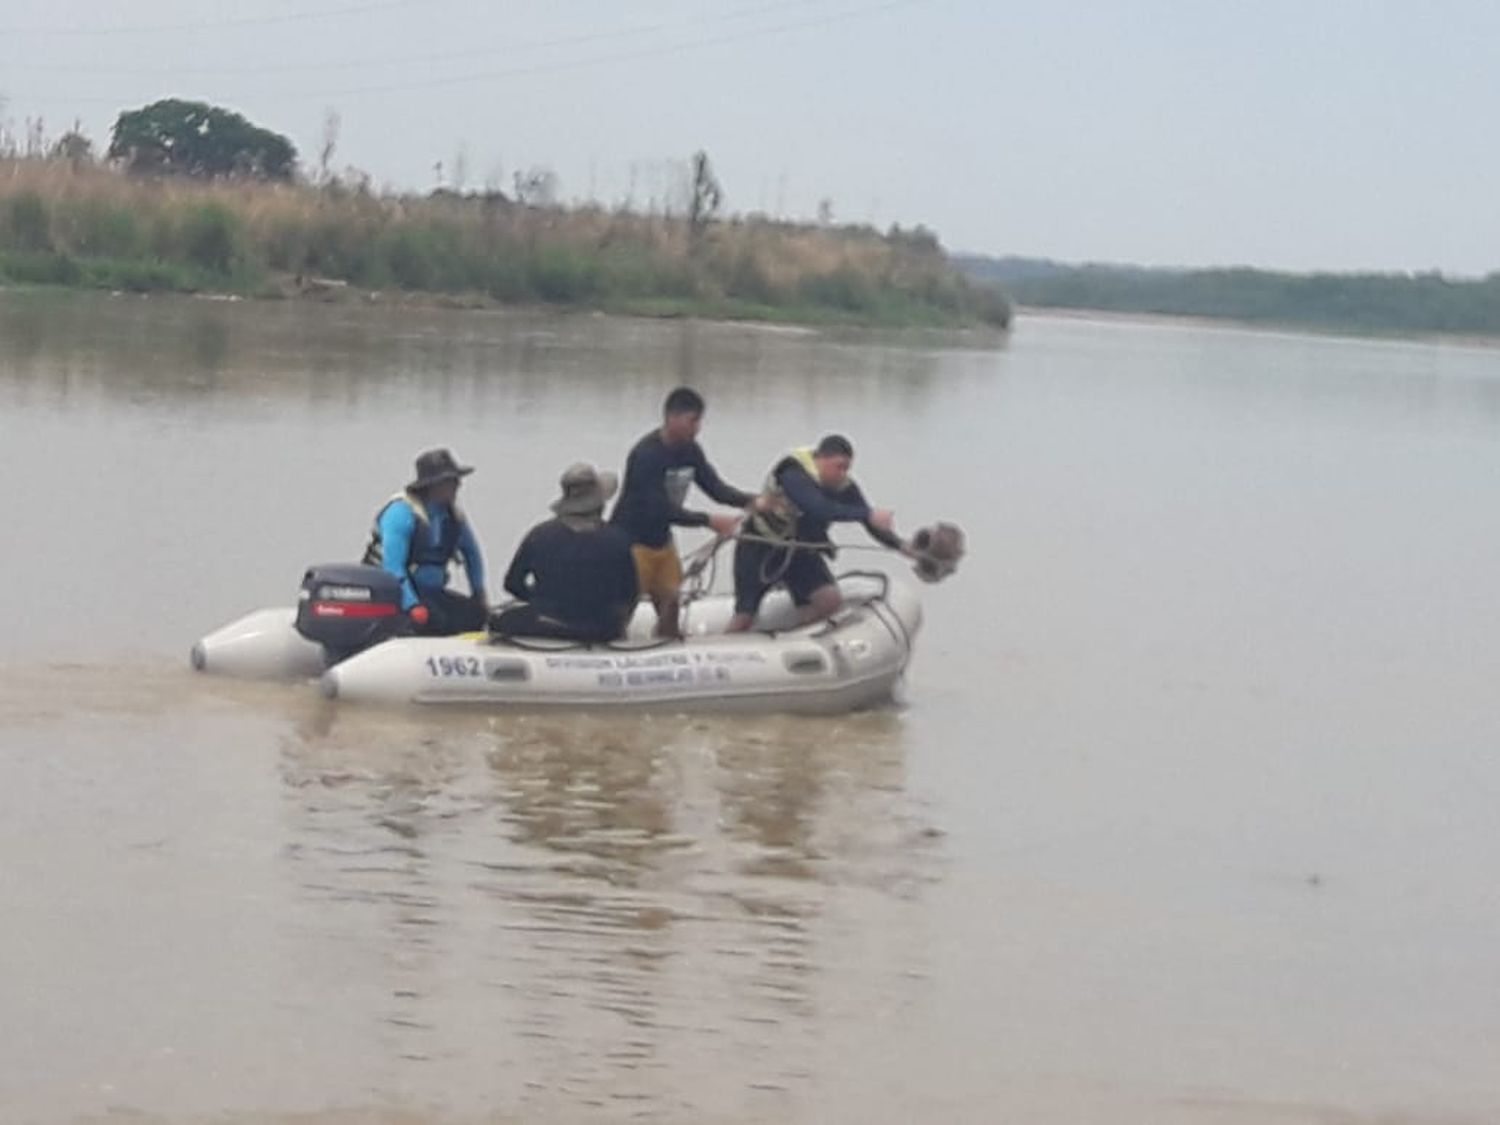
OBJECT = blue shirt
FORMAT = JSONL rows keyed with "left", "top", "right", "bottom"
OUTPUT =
{"left": 377, "top": 499, "right": 486, "bottom": 610}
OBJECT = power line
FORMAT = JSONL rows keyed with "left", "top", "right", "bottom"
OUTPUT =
{"left": 2, "top": 0, "right": 930, "bottom": 109}
{"left": 278, "top": 0, "right": 930, "bottom": 100}
{"left": 0, "top": 0, "right": 821, "bottom": 76}
{"left": 0, "top": 0, "right": 438, "bottom": 37}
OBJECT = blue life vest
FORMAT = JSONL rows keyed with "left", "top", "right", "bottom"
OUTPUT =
{"left": 361, "top": 492, "right": 465, "bottom": 575}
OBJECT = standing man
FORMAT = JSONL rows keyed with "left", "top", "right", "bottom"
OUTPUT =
{"left": 494, "top": 463, "right": 639, "bottom": 643}
{"left": 610, "top": 387, "right": 756, "bottom": 637}
{"left": 728, "top": 434, "right": 906, "bottom": 631}
{"left": 362, "top": 448, "right": 488, "bottom": 635}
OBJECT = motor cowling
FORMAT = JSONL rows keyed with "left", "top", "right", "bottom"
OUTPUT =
{"left": 294, "top": 564, "right": 404, "bottom": 662}
{"left": 909, "top": 522, "right": 966, "bottom": 584}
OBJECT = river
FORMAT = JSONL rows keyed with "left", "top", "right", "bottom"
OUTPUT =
{"left": 2, "top": 290, "right": 1498, "bottom": 1123}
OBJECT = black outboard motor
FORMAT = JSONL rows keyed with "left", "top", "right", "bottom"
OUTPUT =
{"left": 294, "top": 564, "right": 404, "bottom": 664}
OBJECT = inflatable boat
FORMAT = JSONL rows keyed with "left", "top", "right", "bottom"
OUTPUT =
{"left": 192, "top": 570, "right": 921, "bottom": 714}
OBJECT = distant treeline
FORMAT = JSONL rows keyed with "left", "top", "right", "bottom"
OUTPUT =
{"left": 0, "top": 155, "right": 1011, "bottom": 330}
{"left": 957, "top": 255, "right": 1500, "bottom": 337}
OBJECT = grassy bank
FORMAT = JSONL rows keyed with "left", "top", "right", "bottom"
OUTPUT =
{"left": 0, "top": 158, "right": 1010, "bottom": 330}
{"left": 958, "top": 254, "right": 1500, "bottom": 338}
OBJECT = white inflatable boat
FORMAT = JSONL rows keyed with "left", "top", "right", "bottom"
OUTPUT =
{"left": 192, "top": 572, "right": 921, "bottom": 714}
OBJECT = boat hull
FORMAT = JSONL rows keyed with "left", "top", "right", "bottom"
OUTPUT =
{"left": 192, "top": 573, "right": 921, "bottom": 714}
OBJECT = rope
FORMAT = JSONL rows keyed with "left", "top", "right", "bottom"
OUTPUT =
{"left": 680, "top": 530, "right": 904, "bottom": 601}
{"left": 680, "top": 534, "right": 727, "bottom": 606}
{"left": 733, "top": 532, "right": 899, "bottom": 553}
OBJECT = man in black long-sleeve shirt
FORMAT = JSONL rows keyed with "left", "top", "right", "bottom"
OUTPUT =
{"left": 493, "top": 463, "right": 639, "bottom": 643}
{"left": 728, "top": 434, "right": 908, "bottom": 632}
{"left": 610, "top": 386, "right": 756, "bottom": 637}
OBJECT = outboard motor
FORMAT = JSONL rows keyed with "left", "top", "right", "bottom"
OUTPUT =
{"left": 294, "top": 563, "right": 404, "bottom": 664}
{"left": 909, "top": 522, "right": 966, "bottom": 584}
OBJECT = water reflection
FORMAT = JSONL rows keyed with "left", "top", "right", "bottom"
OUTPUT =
{"left": 484, "top": 715, "right": 680, "bottom": 883}
{"left": 272, "top": 702, "right": 937, "bottom": 1113}
{"left": 10, "top": 290, "right": 1500, "bottom": 451}
{"left": 1018, "top": 311, "right": 1500, "bottom": 431}
{"left": 0, "top": 289, "right": 969, "bottom": 421}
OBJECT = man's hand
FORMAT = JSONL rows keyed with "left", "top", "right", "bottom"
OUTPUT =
{"left": 748, "top": 494, "right": 774, "bottom": 514}
{"left": 708, "top": 512, "right": 742, "bottom": 537}
{"left": 867, "top": 508, "right": 895, "bottom": 533}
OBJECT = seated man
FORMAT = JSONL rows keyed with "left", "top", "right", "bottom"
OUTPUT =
{"left": 728, "top": 434, "right": 906, "bottom": 632}
{"left": 362, "top": 448, "right": 488, "bottom": 635}
{"left": 493, "top": 463, "right": 639, "bottom": 643}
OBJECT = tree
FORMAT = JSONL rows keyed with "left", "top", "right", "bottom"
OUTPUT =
{"left": 50, "top": 120, "right": 93, "bottom": 165}
{"left": 317, "top": 108, "right": 340, "bottom": 184}
{"left": 687, "top": 150, "right": 723, "bottom": 243}
{"left": 452, "top": 143, "right": 469, "bottom": 193}
{"left": 23, "top": 116, "right": 45, "bottom": 158}
{"left": 107, "top": 99, "right": 296, "bottom": 181}
{"left": 513, "top": 166, "right": 558, "bottom": 207}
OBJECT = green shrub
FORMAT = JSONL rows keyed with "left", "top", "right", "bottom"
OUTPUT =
{"left": 304, "top": 214, "right": 382, "bottom": 282}
{"left": 484, "top": 257, "right": 534, "bottom": 302}
{"left": 86, "top": 257, "right": 195, "bottom": 293}
{"left": 530, "top": 245, "right": 602, "bottom": 302}
{"left": 723, "top": 251, "right": 783, "bottom": 305}
{"left": 380, "top": 224, "right": 438, "bottom": 290}
{"left": 67, "top": 200, "right": 141, "bottom": 258}
{"left": 260, "top": 215, "right": 310, "bottom": 272}
{"left": 180, "top": 203, "right": 242, "bottom": 274}
{"left": 595, "top": 244, "right": 695, "bottom": 299}
{"left": 966, "top": 282, "right": 1012, "bottom": 328}
{"left": 799, "top": 267, "right": 878, "bottom": 312}
{"left": 4, "top": 192, "right": 53, "bottom": 253}
{"left": 0, "top": 250, "right": 81, "bottom": 285}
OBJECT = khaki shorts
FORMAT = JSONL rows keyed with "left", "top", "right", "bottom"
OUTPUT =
{"left": 631, "top": 544, "right": 683, "bottom": 602}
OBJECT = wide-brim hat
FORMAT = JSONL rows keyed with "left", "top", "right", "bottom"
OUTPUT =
{"left": 408, "top": 448, "right": 474, "bottom": 491}
{"left": 551, "top": 462, "right": 619, "bottom": 516}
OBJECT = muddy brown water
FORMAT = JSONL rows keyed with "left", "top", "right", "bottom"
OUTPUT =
{"left": 2, "top": 291, "right": 1499, "bottom": 1123}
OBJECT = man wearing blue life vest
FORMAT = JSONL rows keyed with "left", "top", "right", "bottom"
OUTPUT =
{"left": 361, "top": 448, "right": 489, "bottom": 635}
{"left": 728, "top": 434, "right": 907, "bottom": 632}
{"left": 610, "top": 386, "right": 756, "bottom": 638}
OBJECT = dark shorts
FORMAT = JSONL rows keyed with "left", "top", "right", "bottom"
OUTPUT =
{"left": 733, "top": 540, "right": 835, "bottom": 617}
{"left": 415, "top": 588, "right": 488, "bottom": 636}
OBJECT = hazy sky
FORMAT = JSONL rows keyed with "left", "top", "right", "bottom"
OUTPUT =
{"left": 2, "top": 0, "right": 1496, "bottom": 274}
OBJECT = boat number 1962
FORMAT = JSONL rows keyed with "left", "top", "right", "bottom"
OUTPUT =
{"left": 426, "top": 655, "right": 482, "bottom": 678}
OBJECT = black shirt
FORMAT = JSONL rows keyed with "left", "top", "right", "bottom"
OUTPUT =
{"left": 773, "top": 458, "right": 904, "bottom": 551}
{"left": 502, "top": 519, "right": 639, "bottom": 632}
{"left": 609, "top": 430, "right": 753, "bottom": 549}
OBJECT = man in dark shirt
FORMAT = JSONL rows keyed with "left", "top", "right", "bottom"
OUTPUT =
{"left": 728, "top": 434, "right": 908, "bottom": 632}
{"left": 493, "top": 463, "right": 639, "bottom": 643}
{"left": 610, "top": 386, "right": 756, "bottom": 637}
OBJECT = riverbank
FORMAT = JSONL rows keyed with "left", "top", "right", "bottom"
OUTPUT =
{"left": 960, "top": 253, "right": 1500, "bottom": 339}
{"left": 1015, "top": 302, "right": 1500, "bottom": 350}
{"left": 0, "top": 158, "right": 1010, "bottom": 331}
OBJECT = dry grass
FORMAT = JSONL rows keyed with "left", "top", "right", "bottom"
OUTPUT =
{"left": 0, "top": 158, "right": 1011, "bottom": 327}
